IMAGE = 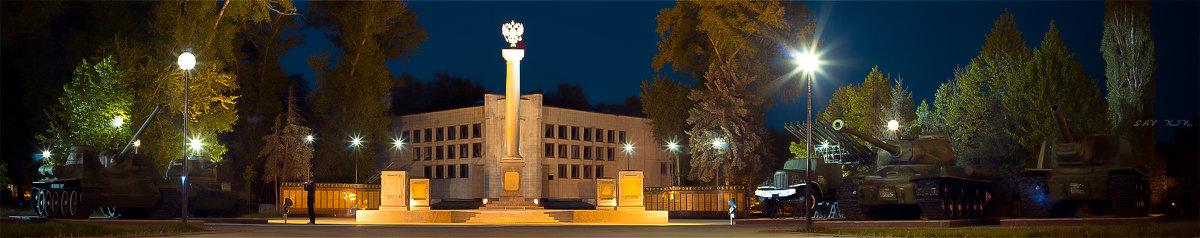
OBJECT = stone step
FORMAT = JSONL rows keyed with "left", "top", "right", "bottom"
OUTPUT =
{"left": 464, "top": 211, "right": 559, "bottom": 223}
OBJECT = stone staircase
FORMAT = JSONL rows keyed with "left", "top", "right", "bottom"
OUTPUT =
{"left": 463, "top": 210, "right": 559, "bottom": 223}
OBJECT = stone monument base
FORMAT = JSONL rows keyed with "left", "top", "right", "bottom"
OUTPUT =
{"left": 355, "top": 209, "right": 667, "bottom": 224}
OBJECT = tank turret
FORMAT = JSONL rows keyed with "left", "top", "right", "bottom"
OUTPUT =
{"left": 831, "top": 119, "right": 955, "bottom": 167}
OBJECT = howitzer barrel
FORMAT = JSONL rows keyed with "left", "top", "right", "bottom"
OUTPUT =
{"left": 831, "top": 119, "right": 901, "bottom": 156}
{"left": 118, "top": 104, "right": 166, "bottom": 158}
{"left": 1051, "top": 105, "right": 1074, "bottom": 143}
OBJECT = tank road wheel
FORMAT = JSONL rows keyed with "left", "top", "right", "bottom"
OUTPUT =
{"left": 1020, "top": 175, "right": 1053, "bottom": 218}
{"left": 33, "top": 189, "right": 48, "bottom": 217}
{"left": 916, "top": 179, "right": 950, "bottom": 220}
{"left": 63, "top": 190, "right": 78, "bottom": 218}
{"left": 47, "top": 191, "right": 60, "bottom": 217}
{"left": 837, "top": 179, "right": 868, "bottom": 220}
{"left": 1110, "top": 173, "right": 1150, "bottom": 217}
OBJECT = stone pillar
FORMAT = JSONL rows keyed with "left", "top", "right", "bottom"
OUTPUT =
{"left": 617, "top": 171, "right": 645, "bottom": 211}
{"left": 409, "top": 178, "right": 430, "bottom": 211}
{"left": 596, "top": 178, "right": 617, "bottom": 210}
{"left": 502, "top": 49, "right": 524, "bottom": 159}
{"left": 379, "top": 171, "right": 408, "bottom": 211}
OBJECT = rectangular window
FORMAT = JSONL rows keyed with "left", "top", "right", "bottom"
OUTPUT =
{"left": 413, "top": 130, "right": 422, "bottom": 143}
{"left": 448, "top": 126, "right": 456, "bottom": 140}
{"left": 402, "top": 131, "right": 411, "bottom": 143}
{"left": 558, "top": 125, "right": 567, "bottom": 139}
{"left": 572, "top": 145, "right": 580, "bottom": 159}
{"left": 583, "top": 128, "right": 592, "bottom": 142}
{"left": 607, "top": 131, "right": 614, "bottom": 143}
{"left": 424, "top": 129, "right": 432, "bottom": 143}
{"left": 558, "top": 164, "right": 567, "bottom": 179}
{"left": 583, "top": 146, "right": 592, "bottom": 160}
{"left": 472, "top": 143, "right": 482, "bottom": 157}
{"left": 597, "top": 165, "right": 605, "bottom": 179}
{"left": 571, "top": 165, "right": 580, "bottom": 179}
{"left": 608, "top": 148, "right": 615, "bottom": 161}
{"left": 460, "top": 164, "right": 469, "bottom": 178}
{"left": 436, "top": 128, "right": 444, "bottom": 141}
{"left": 619, "top": 131, "right": 626, "bottom": 143}
{"left": 424, "top": 166, "right": 432, "bottom": 179}
{"left": 436, "top": 165, "right": 444, "bottom": 179}
{"left": 571, "top": 126, "right": 579, "bottom": 140}
{"left": 413, "top": 147, "right": 422, "bottom": 161}
{"left": 595, "top": 129, "right": 604, "bottom": 142}
{"left": 596, "top": 147, "right": 604, "bottom": 161}
{"left": 459, "top": 144, "right": 469, "bottom": 158}
{"left": 545, "top": 124, "right": 554, "bottom": 138}
{"left": 661, "top": 162, "right": 668, "bottom": 175}
{"left": 448, "top": 164, "right": 457, "bottom": 178}
{"left": 545, "top": 143, "right": 555, "bottom": 157}
{"left": 472, "top": 124, "right": 482, "bottom": 138}
{"left": 424, "top": 147, "right": 432, "bottom": 160}
{"left": 558, "top": 144, "right": 568, "bottom": 158}
{"left": 436, "top": 146, "right": 444, "bottom": 160}
{"left": 460, "top": 125, "right": 469, "bottom": 139}
{"left": 447, "top": 145, "right": 456, "bottom": 159}
{"left": 584, "top": 165, "right": 593, "bottom": 179}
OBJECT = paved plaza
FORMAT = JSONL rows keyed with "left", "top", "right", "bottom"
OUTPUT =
{"left": 175, "top": 218, "right": 842, "bottom": 237}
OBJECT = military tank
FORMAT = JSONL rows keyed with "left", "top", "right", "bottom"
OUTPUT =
{"left": 31, "top": 105, "right": 181, "bottom": 219}
{"left": 1020, "top": 105, "right": 1149, "bottom": 217}
{"left": 832, "top": 119, "right": 991, "bottom": 220}
{"left": 166, "top": 157, "right": 253, "bottom": 217}
{"left": 755, "top": 158, "right": 842, "bottom": 217}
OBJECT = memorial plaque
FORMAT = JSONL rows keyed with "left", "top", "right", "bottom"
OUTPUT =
{"left": 380, "top": 171, "right": 409, "bottom": 211}
{"left": 596, "top": 178, "right": 616, "bottom": 210}
{"left": 410, "top": 178, "right": 430, "bottom": 210}
{"left": 617, "top": 171, "right": 645, "bottom": 211}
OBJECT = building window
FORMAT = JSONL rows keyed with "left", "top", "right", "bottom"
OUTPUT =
{"left": 436, "top": 165, "right": 445, "bottom": 179}
{"left": 584, "top": 165, "right": 593, "bottom": 179}
{"left": 558, "top": 164, "right": 567, "bottom": 179}
{"left": 545, "top": 124, "right": 554, "bottom": 138}
{"left": 436, "top": 128, "right": 444, "bottom": 141}
{"left": 472, "top": 143, "right": 482, "bottom": 157}
{"left": 460, "top": 125, "right": 468, "bottom": 139}
{"left": 424, "top": 166, "right": 432, "bottom": 179}
{"left": 661, "top": 162, "right": 668, "bottom": 175}
{"left": 460, "top": 164, "right": 469, "bottom": 178}
{"left": 596, "top": 147, "right": 604, "bottom": 161}
{"left": 472, "top": 123, "right": 482, "bottom": 138}
{"left": 571, "top": 126, "right": 579, "bottom": 140}
{"left": 607, "top": 131, "right": 614, "bottom": 143}
{"left": 583, "top": 128, "right": 592, "bottom": 142}
{"left": 572, "top": 145, "right": 580, "bottom": 159}
{"left": 413, "top": 130, "right": 422, "bottom": 143}
{"left": 571, "top": 165, "right": 580, "bottom": 179}
{"left": 424, "top": 147, "right": 432, "bottom": 160}
{"left": 583, "top": 146, "right": 592, "bottom": 160}
{"left": 607, "top": 148, "right": 615, "bottom": 161}
{"left": 424, "top": 129, "right": 432, "bottom": 143}
{"left": 402, "top": 131, "right": 411, "bottom": 143}
{"left": 597, "top": 165, "right": 605, "bottom": 178}
{"left": 448, "top": 126, "right": 457, "bottom": 140}
{"left": 459, "top": 144, "right": 469, "bottom": 158}
{"left": 436, "top": 146, "right": 444, "bottom": 160}
{"left": 545, "top": 143, "right": 555, "bottom": 158}
{"left": 558, "top": 144, "right": 568, "bottom": 158}
{"left": 448, "top": 164, "right": 457, "bottom": 178}
{"left": 595, "top": 129, "right": 604, "bottom": 142}
{"left": 413, "top": 148, "right": 421, "bottom": 161}
{"left": 447, "top": 146, "right": 456, "bottom": 159}
{"left": 558, "top": 125, "right": 567, "bottom": 139}
{"left": 619, "top": 131, "right": 626, "bottom": 143}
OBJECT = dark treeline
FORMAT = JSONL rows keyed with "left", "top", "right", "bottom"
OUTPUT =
{"left": 536, "top": 83, "right": 644, "bottom": 117}
{"left": 391, "top": 72, "right": 490, "bottom": 115}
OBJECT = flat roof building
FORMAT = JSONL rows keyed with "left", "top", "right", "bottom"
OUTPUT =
{"left": 388, "top": 93, "right": 673, "bottom": 202}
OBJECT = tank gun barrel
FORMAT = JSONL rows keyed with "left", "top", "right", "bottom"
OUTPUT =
{"left": 831, "top": 119, "right": 901, "bottom": 156}
{"left": 118, "top": 104, "right": 166, "bottom": 158}
{"left": 1051, "top": 105, "right": 1074, "bottom": 143}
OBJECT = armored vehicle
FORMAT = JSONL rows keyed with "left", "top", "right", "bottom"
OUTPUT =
{"left": 166, "top": 157, "right": 253, "bottom": 217}
{"left": 755, "top": 158, "right": 842, "bottom": 217}
{"left": 32, "top": 105, "right": 181, "bottom": 219}
{"left": 832, "top": 119, "right": 991, "bottom": 220}
{"left": 1020, "top": 105, "right": 1149, "bottom": 217}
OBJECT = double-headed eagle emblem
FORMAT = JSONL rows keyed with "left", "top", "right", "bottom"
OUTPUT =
{"left": 502, "top": 20, "right": 524, "bottom": 47}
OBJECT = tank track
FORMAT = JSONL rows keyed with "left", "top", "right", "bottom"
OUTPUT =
{"left": 146, "top": 188, "right": 182, "bottom": 219}
{"left": 31, "top": 185, "right": 100, "bottom": 219}
{"left": 1019, "top": 175, "right": 1053, "bottom": 218}
{"left": 915, "top": 179, "right": 988, "bottom": 220}
{"left": 836, "top": 179, "right": 868, "bottom": 220}
{"left": 1110, "top": 173, "right": 1149, "bottom": 217}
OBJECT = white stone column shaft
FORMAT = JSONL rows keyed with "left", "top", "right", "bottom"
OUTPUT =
{"left": 502, "top": 49, "right": 525, "bottom": 159}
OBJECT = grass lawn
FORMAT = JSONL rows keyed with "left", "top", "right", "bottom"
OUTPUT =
{"left": 1, "top": 220, "right": 205, "bottom": 237}
{"left": 809, "top": 223, "right": 1200, "bottom": 237}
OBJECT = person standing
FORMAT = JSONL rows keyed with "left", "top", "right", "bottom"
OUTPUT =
{"left": 304, "top": 178, "right": 316, "bottom": 224}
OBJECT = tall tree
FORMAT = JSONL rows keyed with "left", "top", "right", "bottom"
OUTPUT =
{"left": 819, "top": 66, "right": 899, "bottom": 142}
{"left": 307, "top": 0, "right": 426, "bottom": 182}
{"left": 640, "top": 75, "right": 693, "bottom": 145}
{"left": 35, "top": 56, "right": 135, "bottom": 164}
{"left": 259, "top": 89, "right": 313, "bottom": 206}
{"left": 1101, "top": 0, "right": 1161, "bottom": 202}
{"left": 686, "top": 58, "right": 768, "bottom": 184}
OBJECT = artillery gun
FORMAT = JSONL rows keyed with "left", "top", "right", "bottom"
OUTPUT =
{"left": 31, "top": 105, "right": 181, "bottom": 219}
{"left": 1019, "top": 105, "right": 1149, "bottom": 217}
{"left": 832, "top": 119, "right": 991, "bottom": 220}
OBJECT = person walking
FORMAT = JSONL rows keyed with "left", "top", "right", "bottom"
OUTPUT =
{"left": 304, "top": 178, "right": 316, "bottom": 225}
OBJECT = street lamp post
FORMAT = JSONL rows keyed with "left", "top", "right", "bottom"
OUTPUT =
{"left": 350, "top": 136, "right": 363, "bottom": 184}
{"left": 667, "top": 141, "right": 681, "bottom": 186}
{"left": 622, "top": 142, "right": 634, "bottom": 170}
{"left": 177, "top": 49, "right": 195, "bottom": 224}
{"left": 794, "top": 51, "right": 819, "bottom": 231}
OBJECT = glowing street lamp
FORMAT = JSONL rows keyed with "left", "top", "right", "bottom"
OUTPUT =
{"left": 133, "top": 140, "right": 141, "bottom": 154}
{"left": 888, "top": 120, "right": 900, "bottom": 139}
{"left": 189, "top": 137, "right": 203, "bottom": 153}
{"left": 41, "top": 150, "right": 51, "bottom": 160}
{"left": 111, "top": 117, "right": 125, "bottom": 128}
{"left": 666, "top": 140, "right": 682, "bottom": 186}
{"left": 622, "top": 142, "right": 635, "bottom": 170}
{"left": 710, "top": 138, "right": 727, "bottom": 150}
{"left": 792, "top": 50, "right": 821, "bottom": 231}
{"left": 178, "top": 49, "right": 196, "bottom": 224}
{"left": 392, "top": 138, "right": 405, "bottom": 150}
{"left": 305, "top": 134, "right": 315, "bottom": 144}
{"left": 349, "top": 135, "right": 364, "bottom": 183}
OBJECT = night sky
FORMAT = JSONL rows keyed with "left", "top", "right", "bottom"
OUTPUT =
{"left": 282, "top": 1, "right": 1198, "bottom": 139}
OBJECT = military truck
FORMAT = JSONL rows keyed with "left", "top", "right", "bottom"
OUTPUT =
{"left": 755, "top": 158, "right": 842, "bottom": 217}
{"left": 1020, "top": 105, "right": 1149, "bottom": 217}
{"left": 32, "top": 105, "right": 181, "bottom": 219}
{"left": 832, "top": 119, "right": 992, "bottom": 220}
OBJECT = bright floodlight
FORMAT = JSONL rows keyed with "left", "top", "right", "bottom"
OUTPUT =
{"left": 305, "top": 134, "right": 314, "bottom": 143}
{"left": 623, "top": 143, "right": 635, "bottom": 153}
{"left": 888, "top": 120, "right": 900, "bottom": 131}
{"left": 795, "top": 52, "right": 819, "bottom": 72}
{"left": 667, "top": 141, "right": 680, "bottom": 152}
{"left": 189, "top": 138, "right": 203, "bottom": 152}
{"left": 41, "top": 150, "right": 51, "bottom": 159}
{"left": 711, "top": 138, "right": 727, "bottom": 150}
{"left": 178, "top": 51, "right": 196, "bottom": 70}
{"left": 111, "top": 117, "right": 124, "bottom": 128}
{"left": 133, "top": 140, "right": 141, "bottom": 148}
{"left": 393, "top": 138, "right": 405, "bottom": 150}
{"left": 350, "top": 136, "right": 363, "bottom": 147}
